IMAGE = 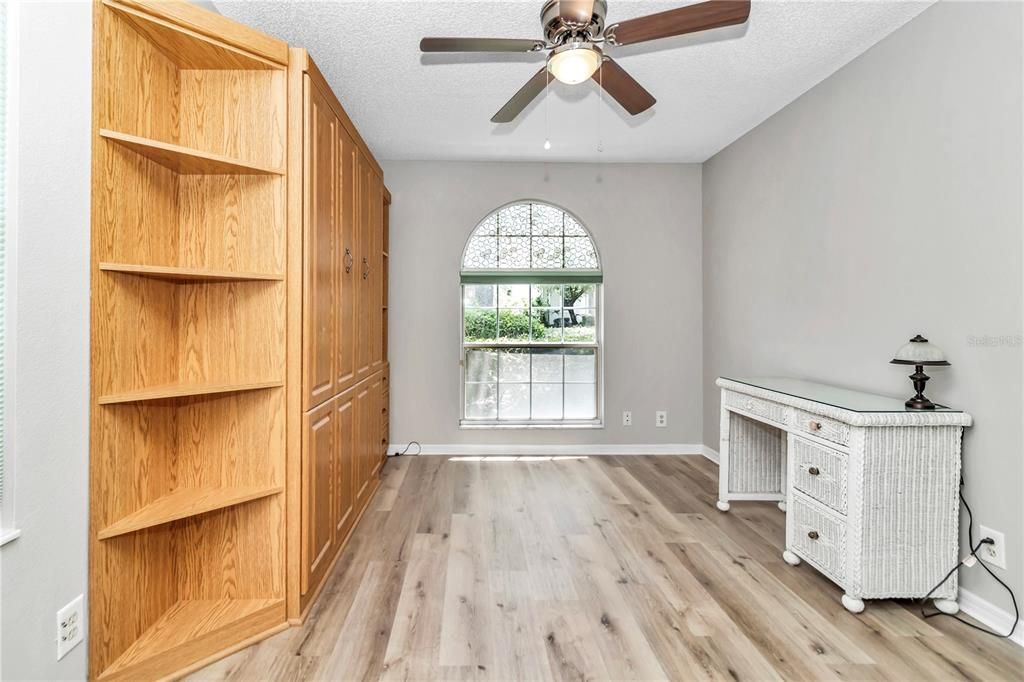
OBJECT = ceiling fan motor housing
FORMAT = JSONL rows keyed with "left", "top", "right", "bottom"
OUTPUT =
{"left": 541, "top": 0, "right": 608, "bottom": 43}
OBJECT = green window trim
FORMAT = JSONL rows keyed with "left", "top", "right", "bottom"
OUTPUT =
{"left": 460, "top": 270, "right": 602, "bottom": 285}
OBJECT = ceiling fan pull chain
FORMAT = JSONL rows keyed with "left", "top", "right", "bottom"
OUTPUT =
{"left": 544, "top": 68, "right": 552, "bottom": 151}
{"left": 597, "top": 60, "right": 604, "bottom": 154}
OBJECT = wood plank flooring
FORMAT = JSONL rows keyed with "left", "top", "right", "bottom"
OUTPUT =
{"left": 190, "top": 455, "right": 1023, "bottom": 681}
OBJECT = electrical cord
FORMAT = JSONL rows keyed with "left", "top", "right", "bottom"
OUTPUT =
{"left": 919, "top": 476, "right": 1019, "bottom": 639}
{"left": 389, "top": 441, "right": 421, "bottom": 458}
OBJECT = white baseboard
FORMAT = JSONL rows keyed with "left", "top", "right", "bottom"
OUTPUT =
{"left": 959, "top": 587, "right": 1023, "bottom": 647}
{"left": 701, "top": 445, "right": 720, "bottom": 464}
{"left": 387, "top": 443, "right": 706, "bottom": 456}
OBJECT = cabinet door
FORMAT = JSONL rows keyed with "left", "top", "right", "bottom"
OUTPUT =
{"left": 334, "top": 388, "right": 355, "bottom": 542}
{"left": 353, "top": 382, "right": 372, "bottom": 509}
{"left": 302, "top": 398, "right": 335, "bottom": 595}
{"left": 366, "top": 375, "right": 383, "bottom": 483}
{"left": 335, "top": 127, "right": 357, "bottom": 392}
{"left": 303, "top": 77, "right": 337, "bottom": 409}
{"left": 354, "top": 152, "right": 372, "bottom": 381}
{"left": 370, "top": 174, "right": 385, "bottom": 371}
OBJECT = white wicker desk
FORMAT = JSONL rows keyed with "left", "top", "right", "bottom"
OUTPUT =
{"left": 716, "top": 377, "right": 972, "bottom": 614}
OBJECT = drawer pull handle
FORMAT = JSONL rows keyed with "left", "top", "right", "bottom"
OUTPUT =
{"left": 807, "top": 530, "right": 820, "bottom": 540}
{"left": 344, "top": 248, "right": 354, "bottom": 273}
{"left": 808, "top": 466, "right": 820, "bottom": 476}
{"left": 808, "top": 421, "right": 823, "bottom": 432}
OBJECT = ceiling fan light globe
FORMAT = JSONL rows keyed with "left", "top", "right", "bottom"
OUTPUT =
{"left": 548, "top": 44, "right": 602, "bottom": 85}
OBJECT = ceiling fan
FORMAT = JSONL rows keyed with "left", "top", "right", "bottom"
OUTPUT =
{"left": 421, "top": 0, "right": 751, "bottom": 123}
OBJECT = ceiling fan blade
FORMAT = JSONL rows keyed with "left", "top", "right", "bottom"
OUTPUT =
{"left": 606, "top": 0, "right": 750, "bottom": 46}
{"left": 420, "top": 37, "right": 545, "bottom": 53}
{"left": 593, "top": 58, "right": 656, "bottom": 115}
{"left": 492, "top": 68, "right": 549, "bottom": 123}
{"left": 559, "top": 0, "right": 596, "bottom": 25}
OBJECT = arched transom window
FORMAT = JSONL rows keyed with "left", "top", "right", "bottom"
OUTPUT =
{"left": 461, "top": 201, "right": 602, "bottom": 426}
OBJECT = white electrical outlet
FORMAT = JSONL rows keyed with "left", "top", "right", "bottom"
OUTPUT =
{"left": 57, "top": 595, "right": 84, "bottom": 660}
{"left": 655, "top": 411, "right": 668, "bottom": 428}
{"left": 978, "top": 525, "right": 1007, "bottom": 569}
{"left": 622, "top": 411, "right": 632, "bottom": 426}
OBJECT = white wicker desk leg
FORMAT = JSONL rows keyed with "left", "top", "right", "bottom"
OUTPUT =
{"left": 717, "top": 399, "right": 731, "bottom": 512}
{"left": 842, "top": 595, "right": 866, "bottom": 613}
{"left": 777, "top": 436, "right": 788, "bottom": 512}
{"left": 782, "top": 434, "right": 798, "bottom": 565}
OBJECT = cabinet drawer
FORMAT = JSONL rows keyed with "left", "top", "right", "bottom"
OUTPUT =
{"left": 723, "top": 391, "right": 791, "bottom": 426}
{"left": 793, "top": 409, "right": 850, "bottom": 446}
{"left": 791, "top": 437, "right": 848, "bottom": 514}
{"left": 791, "top": 493, "right": 847, "bottom": 581}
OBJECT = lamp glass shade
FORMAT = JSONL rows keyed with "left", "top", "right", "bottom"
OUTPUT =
{"left": 890, "top": 335, "right": 950, "bottom": 366}
{"left": 548, "top": 44, "right": 602, "bottom": 85}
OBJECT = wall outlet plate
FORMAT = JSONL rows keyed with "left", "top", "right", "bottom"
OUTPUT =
{"left": 57, "top": 595, "right": 84, "bottom": 660}
{"left": 622, "top": 411, "right": 632, "bottom": 426}
{"left": 655, "top": 411, "right": 667, "bottom": 428}
{"left": 978, "top": 525, "right": 1006, "bottom": 569}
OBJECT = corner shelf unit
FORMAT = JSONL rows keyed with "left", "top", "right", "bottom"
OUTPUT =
{"left": 90, "top": 2, "right": 290, "bottom": 679}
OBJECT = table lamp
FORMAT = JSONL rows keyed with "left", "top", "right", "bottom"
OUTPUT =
{"left": 890, "top": 334, "right": 950, "bottom": 410}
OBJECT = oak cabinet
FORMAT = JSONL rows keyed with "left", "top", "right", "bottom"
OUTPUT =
{"left": 291, "top": 50, "right": 390, "bottom": 619}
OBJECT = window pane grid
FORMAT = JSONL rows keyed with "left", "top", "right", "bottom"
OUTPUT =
{"left": 464, "top": 202, "right": 599, "bottom": 271}
{"left": 464, "top": 284, "right": 597, "bottom": 346}
{"left": 464, "top": 346, "right": 597, "bottom": 422}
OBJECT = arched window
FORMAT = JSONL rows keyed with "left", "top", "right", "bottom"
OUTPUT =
{"left": 461, "top": 201, "right": 602, "bottom": 426}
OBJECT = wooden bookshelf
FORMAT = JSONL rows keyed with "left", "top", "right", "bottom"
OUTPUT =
{"left": 90, "top": 1, "right": 290, "bottom": 679}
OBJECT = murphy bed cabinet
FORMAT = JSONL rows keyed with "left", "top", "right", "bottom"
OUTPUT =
{"left": 90, "top": 3, "right": 390, "bottom": 677}
{"left": 287, "top": 48, "right": 391, "bottom": 619}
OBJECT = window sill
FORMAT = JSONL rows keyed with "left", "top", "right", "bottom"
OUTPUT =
{"left": 460, "top": 422, "right": 604, "bottom": 430}
{"left": 0, "top": 528, "right": 21, "bottom": 547}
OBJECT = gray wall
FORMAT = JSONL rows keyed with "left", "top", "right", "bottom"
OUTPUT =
{"left": 702, "top": 1, "right": 1022, "bottom": 608}
{"left": 0, "top": 2, "right": 92, "bottom": 679}
{"left": 383, "top": 161, "right": 703, "bottom": 448}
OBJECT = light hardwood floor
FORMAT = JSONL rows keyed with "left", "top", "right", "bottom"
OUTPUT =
{"left": 190, "top": 455, "right": 1023, "bottom": 681}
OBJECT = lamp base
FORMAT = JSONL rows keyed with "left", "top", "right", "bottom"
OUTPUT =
{"left": 905, "top": 396, "right": 937, "bottom": 410}
{"left": 905, "top": 365, "right": 936, "bottom": 410}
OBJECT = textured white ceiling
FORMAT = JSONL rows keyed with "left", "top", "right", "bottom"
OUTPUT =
{"left": 215, "top": 0, "right": 933, "bottom": 162}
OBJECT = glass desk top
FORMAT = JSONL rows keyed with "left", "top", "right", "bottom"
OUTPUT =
{"left": 721, "top": 376, "right": 962, "bottom": 414}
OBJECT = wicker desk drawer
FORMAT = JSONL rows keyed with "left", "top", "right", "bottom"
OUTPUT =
{"left": 792, "top": 492, "right": 847, "bottom": 581}
{"left": 723, "top": 391, "right": 791, "bottom": 426}
{"left": 793, "top": 409, "right": 850, "bottom": 446}
{"left": 791, "top": 437, "right": 848, "bottom": 514}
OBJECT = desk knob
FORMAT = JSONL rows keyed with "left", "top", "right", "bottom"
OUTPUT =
{"left": 808, "top": 421, "right": 823, "bottom": 432}
{"left": 808, "top": 530, "right": 820, "bottom": 540}
{"left": 808, "top": 466, "right": 820, "bottom": 476}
